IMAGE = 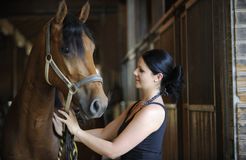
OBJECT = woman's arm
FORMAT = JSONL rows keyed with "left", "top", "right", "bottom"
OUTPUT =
{"left": 53, "top": 104, "right": 132, "bottom": 141}
{"left": 83, "top": 106, "right": 130, "bottom": 140}
{"left": 55, "top": 104, "right": 165, "bottom": 159}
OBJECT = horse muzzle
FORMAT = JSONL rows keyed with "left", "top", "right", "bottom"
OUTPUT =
{"left": 88, "top": 98, "right": 107, "bottom": 118}
{"left": 75, "top": 96, "right": 108, "bottom": 119}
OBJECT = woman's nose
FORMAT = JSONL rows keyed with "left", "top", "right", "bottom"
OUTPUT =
{"left": 133, "top": 69, "right": 137, "bottom": 75}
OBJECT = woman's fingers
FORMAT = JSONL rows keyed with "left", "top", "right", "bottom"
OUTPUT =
{"left": 58, "top": 110, "right": 69, "bottom": 118}
{"left": 53, "top": 112, "right": 66, "bottom": 123}
{"left": 53, "top": 109, "right": 80, "bottom": 135}
{"left": 52, "top": 117, "right": 56, "bottom": 124}
{"left": 53, "top": 116, "right": 62, "bottom": 126}
{"left": 52, "top": 117, "right": 63, "bottom": 136}
{"left": 68, "top": 109, "right": 72, "bottom": 114}
{"left": 69, "top": 109, "right": 77, "bottom": 120}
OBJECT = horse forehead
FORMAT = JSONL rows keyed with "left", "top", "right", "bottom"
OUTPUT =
{"left": 82, "top": 33, "right": 95, "bottom": 53}
{"left": 66, "top": 53, "right": 95, "bottom": 70}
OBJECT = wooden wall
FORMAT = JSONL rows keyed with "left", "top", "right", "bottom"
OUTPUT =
{"left": 183, "top": 1, "right": 217, "bottom": 159}
{"left": 0, "top": 31, "right": 28, "bottom": 102}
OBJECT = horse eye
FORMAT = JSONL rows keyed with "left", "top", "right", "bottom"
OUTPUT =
{"left": 61, "top": 46, "right": 70, "bottom": 54}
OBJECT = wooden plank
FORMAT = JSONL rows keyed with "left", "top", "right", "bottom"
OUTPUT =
{"left": 237, "top": 106, "right": 246, "bottom": 121}
{"left": 188, "top": 104, "right": 216, "bottom": 160}
{"left": 186, "top": 0, "right": 214, "bottom": 104}
{"left": 0, "top": 0, "right": 119, "bottom": 17}
{"left": 185, "top": 0, "right": 198, "bottom": 9}
{"left": 237, "top": 64, "right": 246, "bottom": 101}
{"left": 163, "top": 106, "right": 178, "bottom": 160}
{"left": 165, "top": 103, "right": 177, "bottom": 109}
{"left": 236, "top": 0, "right": 246, "bottom": 9}
{"left": 188, "top": 105, "right": 215, "bottom": 112}
{"left": 150, "top": 5, "right": 174, "bottom": 34}
{"left": 158, "top": 17, "right": 175, "bottom": 34}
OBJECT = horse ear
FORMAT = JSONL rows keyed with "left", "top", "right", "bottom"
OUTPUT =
{"left": 55, "top": 0, "right": 67, "bottom": 24}
{"left": 79, "top": 1, "right": 90, "bottom": 23}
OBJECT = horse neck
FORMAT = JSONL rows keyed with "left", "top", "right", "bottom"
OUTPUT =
{"left": 19, "top": 31, "right": 55, "bottom": 119}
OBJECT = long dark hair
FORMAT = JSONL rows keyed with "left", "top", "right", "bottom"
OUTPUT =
{"left": 142, "top": 49, "right": 183, "bottom": 102}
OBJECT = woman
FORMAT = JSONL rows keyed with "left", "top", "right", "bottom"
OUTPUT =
{"left": 53, "top": 49, "right": 183, "bottom": 160}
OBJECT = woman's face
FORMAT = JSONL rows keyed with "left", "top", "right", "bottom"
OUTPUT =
{"left": 133, "top": 57, "right": 156, "bottom": 90}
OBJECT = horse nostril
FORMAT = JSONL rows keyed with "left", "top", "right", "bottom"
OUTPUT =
{"left": 90, "top": 99, "right": 100, "bottom": 115}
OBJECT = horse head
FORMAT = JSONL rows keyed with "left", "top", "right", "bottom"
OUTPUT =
{"left": 44, "top": 0, "right": 108, "bottom": 119}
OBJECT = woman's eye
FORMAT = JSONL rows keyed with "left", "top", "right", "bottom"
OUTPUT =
{"left": 139, "top": 69, "right": 144, "bottom": 73}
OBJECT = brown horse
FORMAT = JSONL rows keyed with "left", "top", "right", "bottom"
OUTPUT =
{"left": 2, "top": 1, "right": 108, "bottom": 160}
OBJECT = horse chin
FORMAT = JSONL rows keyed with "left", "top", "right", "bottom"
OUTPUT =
{"left": 72, "top": 103, "right": 98, "bottom": 121}
{"left": 72, "top": 105, "right": 90, "bottom": 121}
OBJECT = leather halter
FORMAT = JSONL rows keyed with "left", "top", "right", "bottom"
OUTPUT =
{"left": 45, "top": 20, "right": 103, "bottom": 111}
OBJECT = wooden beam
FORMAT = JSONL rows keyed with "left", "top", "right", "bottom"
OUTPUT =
{"left": 0, "top": 0, "right": 118, "bottom": 18}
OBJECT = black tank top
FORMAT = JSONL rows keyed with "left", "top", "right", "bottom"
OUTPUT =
{"left": 118, "top": 101, "right": 168, "bottom": 160}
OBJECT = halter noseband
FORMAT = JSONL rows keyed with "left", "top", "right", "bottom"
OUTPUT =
{"left": 45, "top": 20, "right": 103, "bottom": 111}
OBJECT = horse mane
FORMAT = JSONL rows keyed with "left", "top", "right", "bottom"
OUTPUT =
{"left": 61, "top": 13, "right": 94, "bottom": 57}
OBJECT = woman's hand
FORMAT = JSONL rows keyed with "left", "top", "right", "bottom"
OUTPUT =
{"left": 53, "top": 109, "right": 80, "bottom": 136}
{"left": 52, "top": 111, "right": 63, "bottom": 136}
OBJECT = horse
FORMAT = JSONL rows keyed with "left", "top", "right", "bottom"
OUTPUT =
{"left": 2, "top": 1, "right": 108, "bottom": 159}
